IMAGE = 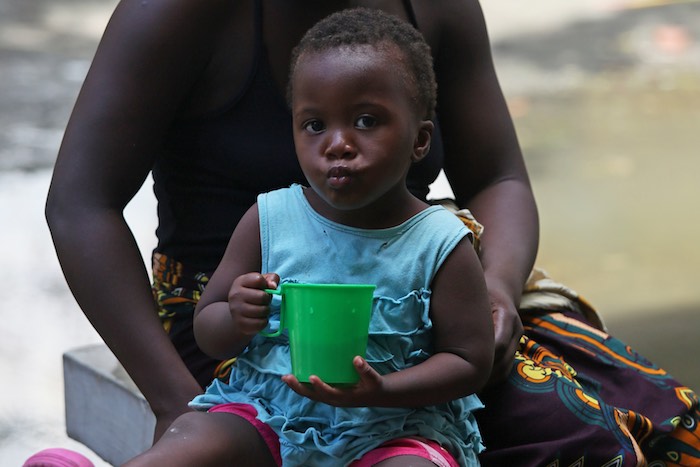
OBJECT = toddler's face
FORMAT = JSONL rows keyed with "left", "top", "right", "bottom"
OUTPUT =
{"left": 290, "top": 44, "right": 429, "bottom": 224}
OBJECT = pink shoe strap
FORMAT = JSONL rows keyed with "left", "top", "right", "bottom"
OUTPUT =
{"left": 23, "top": 448, "right": 95, "bottom": 467}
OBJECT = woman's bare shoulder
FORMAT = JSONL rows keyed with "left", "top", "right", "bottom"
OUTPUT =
{"left": 411, "top": 0, "right": 489, "bottom": 46}
{"left": 104, "top": 0, "right": 240, "bottom": 45}
{"left": 91, "top": 0, "right": 245, "bottom": 96}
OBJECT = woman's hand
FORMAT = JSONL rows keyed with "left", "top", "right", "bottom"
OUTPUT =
{"left": 486, "top": 287, "right": 523, "bottom": 385}
{"left": 281, "top": 356, "right": 384, "bottom": 407}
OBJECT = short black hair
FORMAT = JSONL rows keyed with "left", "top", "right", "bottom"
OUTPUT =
{"left": 288, "top": 7, "right": 437, "bottom": 119}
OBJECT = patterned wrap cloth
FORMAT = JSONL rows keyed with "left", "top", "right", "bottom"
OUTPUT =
{"left": 151, "top": 203, "right": 700, "bottom": 466}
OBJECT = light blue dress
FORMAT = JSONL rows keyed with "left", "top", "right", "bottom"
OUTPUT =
{"left": 191, "top": 184, "right": 484, "bottom": 466}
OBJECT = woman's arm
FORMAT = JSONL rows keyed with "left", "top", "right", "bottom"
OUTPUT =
{"left": 429, "top": 0, "right": 540, "bottom": 382}
{"left": 45, "top": 0, "right": 235, "bottom": 440}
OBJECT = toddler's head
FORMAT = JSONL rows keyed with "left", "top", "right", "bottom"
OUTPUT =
{"left": 288, "top": 8, "right": 437, "bottom": 222}
{"left": 288, "top": 7, "right": 436, "bottom": 120}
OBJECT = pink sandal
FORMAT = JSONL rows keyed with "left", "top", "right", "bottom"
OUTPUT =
{"left": 23, "top": 448, "right": 95, "bottom": 467}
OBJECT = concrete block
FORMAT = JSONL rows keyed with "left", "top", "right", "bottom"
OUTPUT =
{"left": 63, "top": 344, "right": 155, "bottom": 466}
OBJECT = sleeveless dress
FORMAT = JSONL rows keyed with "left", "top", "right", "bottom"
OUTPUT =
{"left": 190, "top": 184, "right": 483, "bottom": 466}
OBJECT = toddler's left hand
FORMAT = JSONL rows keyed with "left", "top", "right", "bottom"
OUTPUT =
{"left": 281, "top": 356, "right": 383, "bottom": 407}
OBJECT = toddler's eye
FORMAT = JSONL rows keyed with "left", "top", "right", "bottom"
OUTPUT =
{"left": 356, "top": 115, "right": 377, "bottom": 129}
{"left": 303, "top": 120, "right": 325, "bottom": 134}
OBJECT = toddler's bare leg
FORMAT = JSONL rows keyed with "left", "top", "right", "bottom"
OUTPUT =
{"left": 123, "top": 411, "right": 278, "bottom": 467}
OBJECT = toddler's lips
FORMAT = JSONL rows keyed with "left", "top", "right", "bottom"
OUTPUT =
{"left": 327, "top": 166, "right": 353, "bottom": 188}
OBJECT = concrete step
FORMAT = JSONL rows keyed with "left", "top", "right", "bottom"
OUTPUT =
{"left": 63, "top": 344, "right": 155, "bottom": 466}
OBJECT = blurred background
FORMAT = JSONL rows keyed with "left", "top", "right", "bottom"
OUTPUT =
{"left": 1, "top": 0, "right": 698, "bottom": 464}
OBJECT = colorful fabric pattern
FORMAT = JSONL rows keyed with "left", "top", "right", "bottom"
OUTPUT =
{"left": 151, "top": 252, "right": 229, "bottom": 386}
{"left": 475, "top": 272, "right": 700, "bottom": 466}
{"left": 152, "top": 251, "right": 209, "bottom": 331}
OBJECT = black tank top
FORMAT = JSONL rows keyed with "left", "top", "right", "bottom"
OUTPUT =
{"left": 153, "top": 0, "right": 444, "bottom": 271}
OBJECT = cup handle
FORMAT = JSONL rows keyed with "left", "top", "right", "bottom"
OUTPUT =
{"left": 260, "top": 288, "right": 284, "bottom": 337}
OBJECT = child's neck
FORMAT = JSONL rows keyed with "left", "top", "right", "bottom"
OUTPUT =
{"left": 303, "top": 186, "right": 428, "bottom": 229}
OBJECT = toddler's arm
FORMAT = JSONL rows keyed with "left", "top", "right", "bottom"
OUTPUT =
{"left": 193, "top": 205, "right": 278, "bottom": 359}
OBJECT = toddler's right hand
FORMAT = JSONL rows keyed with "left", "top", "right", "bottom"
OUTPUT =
{"left": 227, "top": 272, "right": 279, "bottom": 336}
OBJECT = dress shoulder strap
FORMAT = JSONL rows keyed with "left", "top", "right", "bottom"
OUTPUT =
{"left": 402, "top": 0, "right": 419, "bottom": 29}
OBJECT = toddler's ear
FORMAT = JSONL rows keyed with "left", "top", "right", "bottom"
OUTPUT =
{"left": 411, "top": 120, "right": 434, "bottom": 163}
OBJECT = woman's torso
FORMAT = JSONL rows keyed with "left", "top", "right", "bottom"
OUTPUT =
{"left": 153, "top": 0, "right": 445, "bottom": 271}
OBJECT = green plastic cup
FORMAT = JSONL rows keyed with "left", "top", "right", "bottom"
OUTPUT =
{"left": 262, "top": 283, "right": 375, "bottom": 385}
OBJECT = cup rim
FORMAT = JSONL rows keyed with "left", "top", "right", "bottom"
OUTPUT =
{"left": 282, "top": 283, "right": 375, "bottom": 289}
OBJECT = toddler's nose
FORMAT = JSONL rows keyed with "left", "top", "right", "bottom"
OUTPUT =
{"left": 324, "top": 130, "right": 357, "bottom": 160}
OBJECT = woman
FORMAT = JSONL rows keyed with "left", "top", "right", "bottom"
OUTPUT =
{"left": 44, "top": 0, "right": 698, "bottom": 465}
